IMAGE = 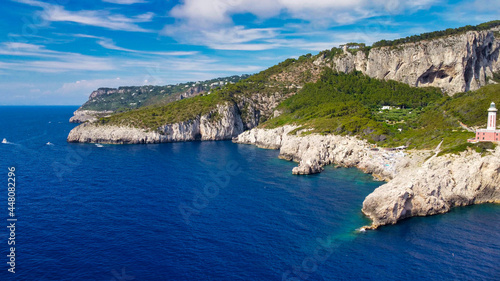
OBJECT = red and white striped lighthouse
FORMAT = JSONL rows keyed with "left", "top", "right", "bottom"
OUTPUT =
{"left": 487, "top": 102, "right": 497, "bottom": 130}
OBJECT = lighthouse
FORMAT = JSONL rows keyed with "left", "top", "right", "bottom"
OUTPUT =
{"left": 487, "top": 102, "right": 497, "bottom": 130}
{"left": 469, "top": 102, "right": 500, "bottom": 143}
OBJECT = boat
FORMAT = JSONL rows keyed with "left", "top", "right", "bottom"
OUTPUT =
{"left": 46, "top": 142, "right": 54, "bottom": 146}
{"left": 95, "top": 144, "right": 104, "bottom": 147}
{"left": 2, "top": 138, "right": 7, "bottom": 144}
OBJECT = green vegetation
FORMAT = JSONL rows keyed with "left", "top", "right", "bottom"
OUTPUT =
{"left": 81, "top": 75, "right": 249, "bottom": 112}
{"left": 99, "top": 92, "right": 228, "bottom": 129}
{"left": 437, "top": 142, "right": 497, "bottom": 157}
{"left": 491, "top": 71, "right": 500, "bottom": 83}
{"left": 245, "top": 57, "right": 306, "bottom": 84}
{"left": 92, "top": 20, "right": 500, "bottom": 155}
{"left": 263, "top": 71, "right": 500, "bottom": 151}
{"left": 442, "top": 84, "right": 500, "bottom": 126}
{"left": 263, "top": 70, "right": 445, "bottom": 146}
{"left": 318, "top": 47, "right": 344, "bottom": 61}
{"left": 343, "top": 43, "right": 372, "bottom": 56}
{"left": 372, "top": 20, "right": 500, "bottom": 48}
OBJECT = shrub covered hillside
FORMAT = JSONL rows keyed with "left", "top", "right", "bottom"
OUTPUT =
{"left": 98, "top": 55, "right": 323, "bottom": 129}
{"left": 80, "top": 75, "right": 250, "bottom": 113}
{"left": 94, "top": 19, "right": 500, "bottom": 151}
{"left": 263, "top": 70, "right": 500, "bottom": 150}
{"left": 99, "top": 63, "right": 499, "bottom": 151}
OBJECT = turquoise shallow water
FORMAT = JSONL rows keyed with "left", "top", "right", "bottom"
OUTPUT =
{"left": 0, "top": 106, "right": 498, "bottom": 280}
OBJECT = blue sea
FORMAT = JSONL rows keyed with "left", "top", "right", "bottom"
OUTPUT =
{"left": 0, "top": 106, "right": 498, "bottom": 281}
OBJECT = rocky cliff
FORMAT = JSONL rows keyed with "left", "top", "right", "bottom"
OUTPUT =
{"left": 316, "top": 27, "right": 500, "bottom": 94}
{"left": 234, "top": 126, "right": 499, "bottom": 228}
{"left": 69, "top": 110, "right": 113, "bottom": 123}
{"left": 69, "top": 75, "right": 249, "bottom": 123}
{"left": 69, "top": 27, "right": 500, "bottom": 143}
{"left": 233, "top": 126, "right": 426, "bottom": 179}
{"left": 67, "top": 103, "right": 244, "bottom": 144}
{"left": 362, "top": 148, "right": 500, "bottom": 228}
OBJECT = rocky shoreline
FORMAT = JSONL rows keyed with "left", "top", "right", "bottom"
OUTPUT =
{"left": 67, "top": 116, "right": 500, "bottom": 228}
{"left": 318, "top": 27, "right": 500, "bottom": 94}
{"left": 233, "top": 126, "right": 500, "bottom": 228}
{"left": 67, "top": 103, "right": 244, "bottom": 144}
{"left": 233, "top": 125, "right": 425, "bottom": 179}
{"left": 66, "top": 26, "right": 500, "bottom": 228}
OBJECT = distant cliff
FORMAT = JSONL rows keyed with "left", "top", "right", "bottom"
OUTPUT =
{"left": 69, "top": 75, "right": 249, "bottom": 123}
{"left": 67, "top": 103, "right": 243, "bottom": 143}
{"left": 319, "top": 27, "right": 500, "bottom": 94}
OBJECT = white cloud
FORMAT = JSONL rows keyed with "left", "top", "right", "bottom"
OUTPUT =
{"left": 168, "top": 0, "right": 437, "bottom": 26}
{"left": 120, "top": 57, "right": 262, "bottom": 73}
{"left": 438, "top": 0, "right": 500, "bottom": 25}
{"left": 14, "top": 0, "right": 154, "bottom": 32}
{"left": 96, "top": 38, "right": 198, "bottom": 56}
{"left": 163, "top": 0, "right": 436, "bottom": 51}
{"left": 201, "top": 26, "right": 279, "bottom": 44}
{"left": 102, "top": 0, "right": 148, "bottom": 4}
{"left": 0, "top": 42, "right": 115, "bottom": 72}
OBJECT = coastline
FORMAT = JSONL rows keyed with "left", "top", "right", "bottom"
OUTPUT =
{"left": 233, "top": 126, "right": 500, "bottom": 228}
{"left": 64, "top": 25, "right": 500, "bottom": 228}
{"left": 66, "top": 117, "right": 500, "bottom": 228}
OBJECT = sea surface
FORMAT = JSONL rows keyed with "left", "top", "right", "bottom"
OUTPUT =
{"left": 0, "top": 106, "right": 498, "bottom": 281}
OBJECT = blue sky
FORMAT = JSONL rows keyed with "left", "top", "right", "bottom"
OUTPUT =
{"left": 0, "top": 0, "right": 498, "bottom": 105}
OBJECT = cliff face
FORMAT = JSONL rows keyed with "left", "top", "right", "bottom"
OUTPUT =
{"left": 68, "top": 28, "right": 500, "bottom": 144}
{"left": 233, "top": 126, "right": 425, "bottom": 179}
{"left": 234, "top": 126, "right": 499, "bottom": 228}
{"left": 236, "top": 92, "right": 294, "bottom": 130}
{"left": 158, "top": 103, "right": 244, "bottom": 142}
{"left": 362, "top": 148, "right": 500, "bottom": 228}
{"left": 69, "top": 75, "right": 249, "bottom": 123}
{"left": 318, "top": 28, "right": 500, "bottom": 94}
{"left": 69, "top": 110, "right": 113, "bottom": 123}
{"left": 67, "top": 103, "right": 243, "bottom": 143}
{"left": 178, "top": 84, "right": 204, "bottom": 100}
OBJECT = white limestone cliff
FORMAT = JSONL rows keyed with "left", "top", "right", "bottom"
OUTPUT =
{"left": 233, "top": 126, "right": 499, "bottom": 228}
{"left": 362, "top": 148, "right": 500, "bottom": 228}
{"left": 233, "top": 126, "right": 425, "bottom": 180}
{"left": 67, "top": 103, "right": 243, "bottom": 143}
{"left": 316, "top": 28, "right": 500, "bottom": 94}
{"left": 69, "top": 110, "right": 113, "bottom": 123}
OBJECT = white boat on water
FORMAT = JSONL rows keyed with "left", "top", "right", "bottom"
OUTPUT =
{"left": 95, "top": 144, "right": 104, "bottom": 147}
{"left": 46, "top": 142, "right": 54, "bottom": 146}
{"left": 2, "top": 138, "right": 7, "bottom": 144}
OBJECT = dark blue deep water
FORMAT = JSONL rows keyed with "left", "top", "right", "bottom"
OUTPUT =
{"left": 0, "top": 106, "right": 498, "bottom": 281}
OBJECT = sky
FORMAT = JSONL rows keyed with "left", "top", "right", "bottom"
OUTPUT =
{"left": 0, "top": 0, "right": 498, "bottom": 105}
